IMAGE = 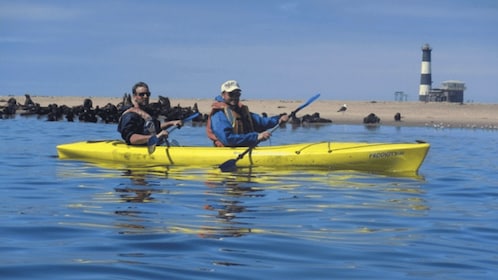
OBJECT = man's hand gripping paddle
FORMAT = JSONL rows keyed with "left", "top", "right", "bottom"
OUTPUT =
{"left": 147, "top": 112, "right": 200, "bottom": 154}
{"left": 218, "top": 93, "right": 320, "bottom": 172}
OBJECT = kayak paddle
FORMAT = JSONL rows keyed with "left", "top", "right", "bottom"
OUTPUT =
{"left": 218, "top": 93, "right": 320, "bottom": 172}
{"left": 148, "top": 112, "right": 200, "bottom": 154}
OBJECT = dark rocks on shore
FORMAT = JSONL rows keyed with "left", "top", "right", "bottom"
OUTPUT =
{"left": 2, "top": 94, "right": 205, "bottom": 124}
{"left": 263, "top": 112, "right": 332, "bottom": 126}
{"left": 363, "top": 113, "right": 381, "bottom": 124}
{"left": 1, "top": 94, "right": 333, "bottom": 126}
{"left": 2, "top": 97, "right": 18, "bottom": 115}
{"left": 301, "top": 112, "right": 332, "bottom": 124}
{"left": 394, "top": 112, "right": 402, "bottom": 121}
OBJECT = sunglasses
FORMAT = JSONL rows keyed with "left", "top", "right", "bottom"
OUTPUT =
{"left": 227, "top": 90, "right": 241, "bottom": 97}
{"left": 137, "top": 92, "right": 151, "bottom": 97}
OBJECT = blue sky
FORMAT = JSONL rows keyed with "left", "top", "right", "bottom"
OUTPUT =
{"left": 1, "top": 0, "right": 497, "bottom": 103}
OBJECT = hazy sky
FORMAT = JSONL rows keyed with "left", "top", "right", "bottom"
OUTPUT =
{"left": 1, "top": 0, "right": 497, "bottom": 103}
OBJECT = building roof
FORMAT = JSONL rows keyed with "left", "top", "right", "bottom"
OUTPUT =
{"left": 442, "top": 80, "right": 465, "bottom": 84}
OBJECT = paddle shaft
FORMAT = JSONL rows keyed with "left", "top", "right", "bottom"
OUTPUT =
{"left": 148, "top": 112, "right": 200, "bottom": 153}
{"left": 234, "top": 123, "right": 280, "bottom": 160}
{"left": 288, "top": 93, "right": 321, "bottom": 119}
{"left": 166, "top": 112, "right": 200, "bottom": 134}
{"left": 237, "top": 93, "right": 320, "bottom": 158}
{"left": 219, "top": 93, "right": 320, "bottom": 171}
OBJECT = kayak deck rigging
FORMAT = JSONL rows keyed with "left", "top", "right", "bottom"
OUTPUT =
{"left": 57, "top": 140, "right": 430, "bottom": 175}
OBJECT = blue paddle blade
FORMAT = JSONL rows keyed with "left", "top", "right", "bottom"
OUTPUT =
{"left": 183, "top": 112, "right": 200, "bottom": 122}
{"left": 219, "top": 159, "right": 238, "bottom": 172}
{"left": 295, "top": 93, "right": 320, "bottom": 112}
{"left": 148, "top": 134, "right": 158, "bottom": 146}
{"left": 147, "top": 135, "right": 158, "bottom": 154}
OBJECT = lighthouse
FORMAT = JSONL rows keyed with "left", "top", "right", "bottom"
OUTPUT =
{"left": 419, "top": 43, "right": 432, "bottom": 101}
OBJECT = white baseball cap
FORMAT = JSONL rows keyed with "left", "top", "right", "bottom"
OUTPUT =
{"left": 221, "top": 80, "right": 241, "bottom": 93}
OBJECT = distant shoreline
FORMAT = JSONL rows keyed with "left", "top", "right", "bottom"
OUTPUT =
{"left": 2, "top": 95, "right": 498, "bottom": 129}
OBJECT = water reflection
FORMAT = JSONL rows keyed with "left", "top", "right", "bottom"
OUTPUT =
{"left": 114, "top": 170, "right": 156, "bottom": 203}
{"left": 57, "top": 162, "right": 429, "bottom": 241}
{"left": 364, "top": 124, "right": 381, "bottom": 131}
{"left": 199, "top": 172, "right": 265, "bottom": 238}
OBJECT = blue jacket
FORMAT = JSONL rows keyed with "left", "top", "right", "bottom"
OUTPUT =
{"left": 208, "top": 95, "right": 280, "bottom": 147}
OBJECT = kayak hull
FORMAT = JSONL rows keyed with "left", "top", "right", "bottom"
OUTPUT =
{"left": 57, "top": 140, "right": 430, "bottom": 174}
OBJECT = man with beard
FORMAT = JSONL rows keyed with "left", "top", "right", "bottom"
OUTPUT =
{"left": 206, "top": 80, "right": 288, "bottom": 147}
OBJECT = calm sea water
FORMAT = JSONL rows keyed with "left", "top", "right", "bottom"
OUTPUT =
{"left": 1, "top": 116, "right": 497, "bottom": 279}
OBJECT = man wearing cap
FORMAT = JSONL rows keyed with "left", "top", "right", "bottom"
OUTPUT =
{"left": 206, "top": 80, "right": 289, "bottom": 147}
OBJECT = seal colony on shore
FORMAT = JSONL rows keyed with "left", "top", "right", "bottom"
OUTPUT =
{"left": 1, "top": 95, "right": 497, "bottom": 129}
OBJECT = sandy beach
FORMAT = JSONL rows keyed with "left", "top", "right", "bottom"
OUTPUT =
{"left": 1, "top": 95, "right": 497, "bottom": 129}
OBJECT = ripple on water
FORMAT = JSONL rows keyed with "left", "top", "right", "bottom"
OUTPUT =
{"left": 1, "top": 120, "right": 498, "bottom": 279}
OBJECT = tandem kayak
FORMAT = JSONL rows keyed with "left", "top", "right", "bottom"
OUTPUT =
{"left": 56, "top": 140, "right": 430, "bottom": 174}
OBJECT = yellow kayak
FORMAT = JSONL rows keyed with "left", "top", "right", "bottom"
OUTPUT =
{"left": 57, "top": 140, "right": 430, "bottom": 174}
